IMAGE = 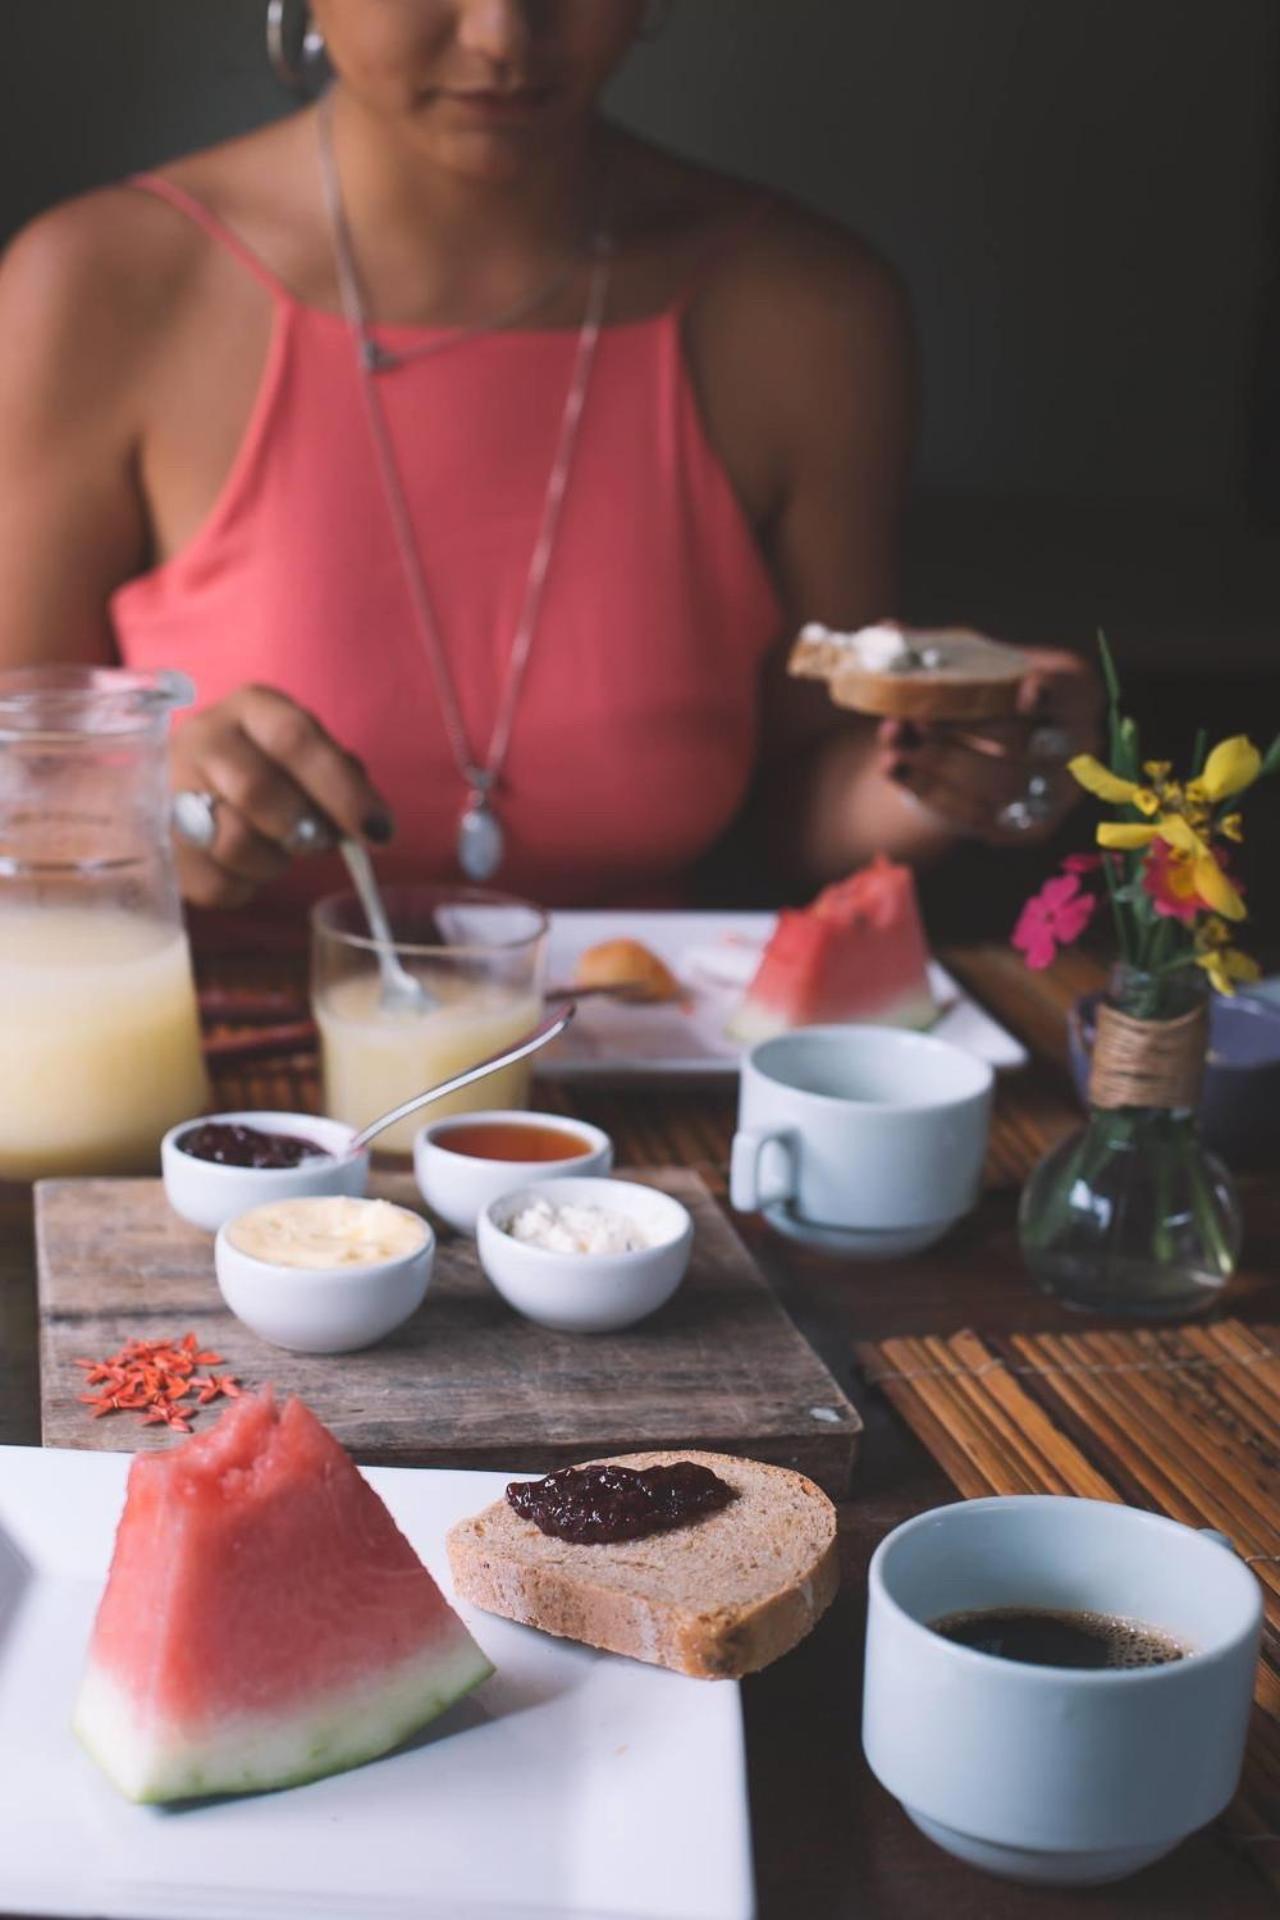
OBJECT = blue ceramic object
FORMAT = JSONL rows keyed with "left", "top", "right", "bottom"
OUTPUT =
{"left": 1068, "top": 988, "right": 1280, "bottom": 1170}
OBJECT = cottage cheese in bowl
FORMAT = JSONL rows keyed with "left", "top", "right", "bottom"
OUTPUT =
{"left": 479, "top": 1177, "right": 694, "bottom": 1333}
{"left": 504, "top": 1196, "right": 651, "bottom": 1257}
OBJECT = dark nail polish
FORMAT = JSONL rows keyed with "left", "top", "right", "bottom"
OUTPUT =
{"left": 889, "top": 761, "right": 910, "bottom": 784}
{"left": 363, "top": 811, "right": 395, "bottom": 845}
{"left": 897, "top": 723, "right": 922, "bottom": 749}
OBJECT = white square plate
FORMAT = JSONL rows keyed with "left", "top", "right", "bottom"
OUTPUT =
{"left": 541, "top": 910, "right": 1027, "bottom": 1079}
{"left": 0, "top": 1447, "right": 754, "bottom": 1920}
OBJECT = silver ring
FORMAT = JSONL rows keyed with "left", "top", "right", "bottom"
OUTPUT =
{"left": 172, "top": 789, "right": 220, "bottom": 851}
{"left": 997, "top": 772, "right": 1055, "bottom": 834}
{"left": 1028, "top": 725, "right": 1072, "bottom": 763}
{"left": 286, "top": 813, "right": 330, "bottom": 855}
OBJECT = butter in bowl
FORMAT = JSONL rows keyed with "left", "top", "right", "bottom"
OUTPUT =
{"left": 477, "top": 1176, "right": 693, "bottom": 1334}
{"left": 215, "top": 1195, "right": 433, "bottom": 1353}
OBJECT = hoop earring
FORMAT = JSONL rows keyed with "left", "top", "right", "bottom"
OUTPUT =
{"left": 267, "top": 0, "right": 328, "bottom": 94}
{"left": 639, "top": 0, "right": 674, "bottom": 42}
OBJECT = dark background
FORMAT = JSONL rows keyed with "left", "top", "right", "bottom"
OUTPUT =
{"left": 3, "top": 0, "right": 1278, "bottom": 923}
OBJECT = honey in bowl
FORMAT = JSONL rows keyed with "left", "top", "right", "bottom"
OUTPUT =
{"left": 433, "top": 1122, "right": 593, "bottom": 1164}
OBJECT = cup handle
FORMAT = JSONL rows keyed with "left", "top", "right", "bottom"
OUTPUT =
{"left": 730, "top": 1127, "right": 796, "bottom": 1214}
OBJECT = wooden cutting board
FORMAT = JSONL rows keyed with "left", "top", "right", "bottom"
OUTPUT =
{"left": 35, "top": 1169, "right": 861, "bottom": 1494}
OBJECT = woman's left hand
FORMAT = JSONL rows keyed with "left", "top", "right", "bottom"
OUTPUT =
{"left": 874, "top": 648, "right": 1103, "bottom": 843}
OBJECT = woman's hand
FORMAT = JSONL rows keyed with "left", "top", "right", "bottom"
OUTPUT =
{"left": 874, "top": 649, "right": 1103, "bottom": 844}
{"left": 170, "top": 685, "right": 394, "bottom": 909}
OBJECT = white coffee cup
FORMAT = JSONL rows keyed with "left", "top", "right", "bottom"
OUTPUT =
{"left": 863, "top": 1497, "right": 1262, "bottom": 1885}
{"left": 730, "top": 1026, "right": 993, "bottom": 1255}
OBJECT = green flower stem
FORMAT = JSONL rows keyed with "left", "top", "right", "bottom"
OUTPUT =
{"left": 1185, "top": 1146, "right": 1235, "bottom": 1279}
{"left": 1191, "top": 727, "right": 1209, "bottom": 780}
{"left": 1101, "top": 855, "right": 1133, "bottom": 965}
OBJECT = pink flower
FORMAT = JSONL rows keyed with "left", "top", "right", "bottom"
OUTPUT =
{"left": 1063, "top": 853, "right": 1102, "bottom": 875}
{"left": 1012, "top": 873, "right": 1098, "bottom": 970}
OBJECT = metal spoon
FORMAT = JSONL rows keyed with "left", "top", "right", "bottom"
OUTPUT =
{"left": 347, "top": 1003, "right": 575, "bottom": 1153}
{"left": 339, "top": 839, "right": 433, "bottom": 1014}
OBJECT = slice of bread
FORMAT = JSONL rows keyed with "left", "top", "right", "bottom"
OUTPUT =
{"left": 789, "top": 622, "right": 1029, "bottom": 722}
{"left": 446, "top": 1450, "right": 840, "bottom": 1680}
{"left": 573, "top": 938, "right": 682, "bottom": 1005}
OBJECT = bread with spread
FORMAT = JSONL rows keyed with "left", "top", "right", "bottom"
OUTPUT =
{"left": 790, "top": 620, "right": 1029, "bottom": 721}
{"left": 446, "top": 1450, "right": 839, "bottom": 1680}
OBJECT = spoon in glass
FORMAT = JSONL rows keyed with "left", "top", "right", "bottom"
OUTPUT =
{"left": 346, "top": 1003, "right": 575, "bottom": 1154}
{"left": 339, "top": 839, "right": 434, "bottom": 1014}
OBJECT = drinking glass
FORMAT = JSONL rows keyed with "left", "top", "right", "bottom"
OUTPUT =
{"left": 0, "top": 665, "right": 208, "bottom": 1177}
{"left": 312, "top": 885, "right": 548, "bottom": 1156}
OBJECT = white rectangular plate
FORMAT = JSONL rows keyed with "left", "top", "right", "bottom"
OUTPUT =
{"left": 541, "top": 910, "right": 1028, "bottom": 1080}
{"left": 0, "top": 1447, "right": 754, "bottom": 1920}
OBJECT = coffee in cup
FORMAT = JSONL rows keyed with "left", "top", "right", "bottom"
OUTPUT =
{"left": 929, "top": 1605, "right": 1187, "bottom": 1670}
{"left": 863, "top": 1496, "right": 1262, "bottom": 1885}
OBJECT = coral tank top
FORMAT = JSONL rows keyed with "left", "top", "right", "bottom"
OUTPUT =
{"left": 111, "top": 176, "right": 783, "bottom": 912}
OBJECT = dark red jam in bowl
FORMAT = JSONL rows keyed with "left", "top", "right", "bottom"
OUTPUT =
{"left": 177, "top": 1122, "right": 332, "bottom": 1171}
{"left": 507, "top": 1462, "right": 736, "bottom": 1545}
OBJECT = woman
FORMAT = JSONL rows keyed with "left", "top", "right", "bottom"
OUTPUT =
{"left": 0, "top": 0, "right": 1094, "bottom": 915}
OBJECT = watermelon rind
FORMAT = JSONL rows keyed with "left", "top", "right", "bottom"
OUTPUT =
{"left": 74, "top": 1632, "right": 494, "bottom": 1803}
{"left": 727, "top": 988, "right": 940, "bottom": 1047}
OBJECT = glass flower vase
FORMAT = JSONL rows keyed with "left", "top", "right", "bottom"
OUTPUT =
{"left": 1019, "top": 965, "right": 1241, "bottom": 1318}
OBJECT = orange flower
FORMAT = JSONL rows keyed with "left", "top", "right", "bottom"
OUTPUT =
{"left": 1141, "top": 839, "right": 1212, "bottom": 924}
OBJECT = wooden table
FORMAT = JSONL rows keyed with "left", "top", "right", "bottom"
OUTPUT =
{"left": 3, "top": 946, "right": 1277, "bottom": 1920}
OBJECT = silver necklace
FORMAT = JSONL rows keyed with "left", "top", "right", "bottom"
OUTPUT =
{"left": 317, "top": 95, "right": 613, "bottom": 881}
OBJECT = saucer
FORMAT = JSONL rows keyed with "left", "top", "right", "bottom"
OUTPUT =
{"left": 904, "top": 1808, "right": 1172, "bottom": 1886}
{"left": 761, "top": 1201, "right": 951, "bottom": 1259}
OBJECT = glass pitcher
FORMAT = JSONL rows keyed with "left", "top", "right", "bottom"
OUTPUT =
{"left": 0, "top": 666, "right": 208, "bottom": 1178}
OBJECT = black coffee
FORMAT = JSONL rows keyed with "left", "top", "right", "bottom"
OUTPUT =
{"left": 929, "top": 1606, "right": 1187, "bottom": 1670}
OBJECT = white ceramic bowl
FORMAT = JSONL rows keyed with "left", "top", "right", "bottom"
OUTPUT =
{"left": 476, "top": 1176, "right": 694, "bottom": 1334}
{"left": 215, "top": 1199, "right": 434, "bottom": 1353}
{"left": 414, "top": 1110, "right": 613, "bottom": 1235}
{"left": 162, "top": 1111, "right": 369, "bottom": 1233}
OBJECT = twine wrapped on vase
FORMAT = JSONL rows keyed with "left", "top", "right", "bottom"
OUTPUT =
{"left": 1088, "top": 1000, "right": 1209, "bottom": 1113}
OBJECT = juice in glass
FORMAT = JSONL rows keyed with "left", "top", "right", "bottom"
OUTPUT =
{"left": 313, "top": 888, "right": 548, "bottom": 1156}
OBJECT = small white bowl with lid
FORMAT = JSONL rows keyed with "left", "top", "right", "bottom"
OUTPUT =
{"left": 162, "top": 1111, "right": 369, "bottom": 1233}
{"left": 414, "top": 1110, "right": 613, "bottom": 1235}
{"left": 476, "top": 1176, "right": 694, "bottom": 1334}
{"left": 215, "top": 1194, "right": 433, "bottom": 1353}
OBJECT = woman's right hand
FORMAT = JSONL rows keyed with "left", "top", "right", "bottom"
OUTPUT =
{"left": 170, "top": 685, "right": 394, "bottom": 909}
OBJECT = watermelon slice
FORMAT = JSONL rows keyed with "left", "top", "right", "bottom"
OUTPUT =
{"left": 729, "top": 856, "right": 936, "bottom": 1043}
{"left": 74, "top": 1390, "right": 493, "bottom": 1802}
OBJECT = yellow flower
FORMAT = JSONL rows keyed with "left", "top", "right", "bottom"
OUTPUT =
{"left": 1186, "top": 736, "right": 1262, "bottom": 807}
{"left": 1068, "top": 755, "right": 1160, "bottom": 814}
{"left": 1097, "top": 822, "right": 1160, "bottom": 850}
{"left": 1195, "top": 946, "right": 1262, "bottom": 997}
{"left": 1219, "top": 813, "right": 1244, "bottom": 843}
{"left": 1143, "top": 761, "right": 1172, "bottom": 783}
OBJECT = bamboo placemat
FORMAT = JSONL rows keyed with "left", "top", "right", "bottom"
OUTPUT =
{"left": 854, "top": 1322, "right": 1280, "bottom": 1889}
{"left": 197, "top": 950, "right": 1076, "bottom": 1191}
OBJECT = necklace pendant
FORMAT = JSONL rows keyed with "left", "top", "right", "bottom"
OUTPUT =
{"left": 457, "top": 791, "right": 505, "bottom": 882}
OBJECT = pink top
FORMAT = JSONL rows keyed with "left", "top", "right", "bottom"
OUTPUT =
{"left": 112, "top": 175, "right": 783, "bottom": 911}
